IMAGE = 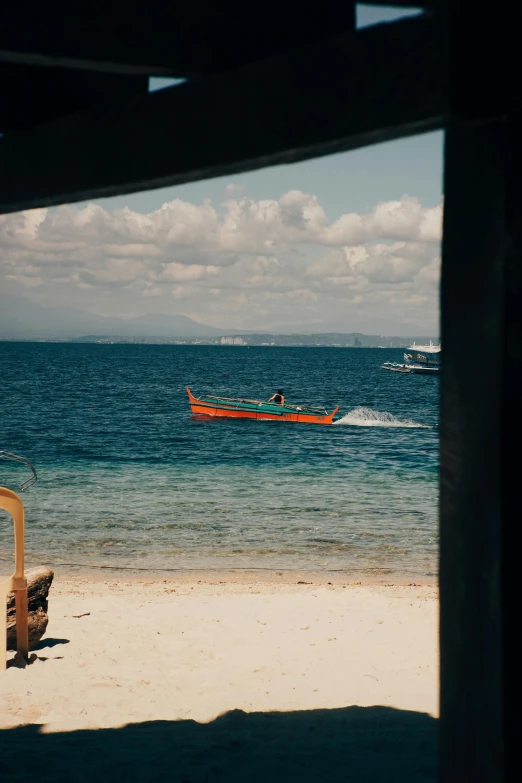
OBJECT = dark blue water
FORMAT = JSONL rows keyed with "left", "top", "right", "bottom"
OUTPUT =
{"left": 0, "top": 344, "right": 438, "bottom": 577}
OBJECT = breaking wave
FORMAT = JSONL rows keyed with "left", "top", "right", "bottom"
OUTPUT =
{"left": 334, "top": 407, "right": 430, "bottom": 428}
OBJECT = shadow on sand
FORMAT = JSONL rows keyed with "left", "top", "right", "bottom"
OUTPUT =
{"left": 0, "top": 705, "right": 437, "bottom": 783}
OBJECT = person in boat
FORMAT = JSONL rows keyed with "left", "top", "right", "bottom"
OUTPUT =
{"left": 268, "top": 389, "right": 285, "bottom": 405}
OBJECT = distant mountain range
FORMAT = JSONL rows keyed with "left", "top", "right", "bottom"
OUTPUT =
{"left": 0, "top": 296, "right": 240, "bottom": 339}
{"left": 0, "top": 295, "right": 437, "bottom": 342}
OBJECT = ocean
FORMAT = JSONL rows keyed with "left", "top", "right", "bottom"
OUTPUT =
{"left": 0, "top": 343, "right": 439, "bottom": 579}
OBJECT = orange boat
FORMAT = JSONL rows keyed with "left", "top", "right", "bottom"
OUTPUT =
{"left": 186, "top": 387, "right": 340, "bottom": 425}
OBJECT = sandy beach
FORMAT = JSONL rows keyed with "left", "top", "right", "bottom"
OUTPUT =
{"left": 1, "top": 572, "right": 438, "bottom": 782}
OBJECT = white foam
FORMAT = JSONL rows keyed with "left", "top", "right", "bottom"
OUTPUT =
{"left": 333, "top": 407, "right": 430, "bottom": 428}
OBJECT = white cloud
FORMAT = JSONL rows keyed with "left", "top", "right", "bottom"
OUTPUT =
{"left": 221, "top": 183, "right": 245, "bottom": 197}
{"left": 321, "top": 197, "right": 442, "bottom": 246}
{"left": 0, "top": 192, "right": 441, "bottom": 332}
{"left": 161, "top": 263, "right": 220, "bottom": 282}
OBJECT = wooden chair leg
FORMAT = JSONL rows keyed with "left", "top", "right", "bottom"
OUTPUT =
{"left": 14, "top": 588, "right": 29, "bottom": 662}
{"left": 1, "top": 587, "right": 7, "bottom": 670}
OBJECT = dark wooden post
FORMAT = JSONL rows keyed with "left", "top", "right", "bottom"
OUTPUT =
{"left": 439, "top": 3, "right": 522, "bottom": 778}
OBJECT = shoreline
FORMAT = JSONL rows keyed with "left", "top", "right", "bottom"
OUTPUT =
{"left": 43, "top": 566, "right": 438, "bottom": 588}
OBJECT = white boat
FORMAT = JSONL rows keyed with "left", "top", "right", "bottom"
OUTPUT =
{"left": 381, "top": 361, "right": 413, "bottom": 373}
{"left": 381, "top": 341, "right": 441, "bottom": 375}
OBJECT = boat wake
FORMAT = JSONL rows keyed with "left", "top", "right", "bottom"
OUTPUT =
{"left": 334, "top": 407, "right": 430, "bottom": 428}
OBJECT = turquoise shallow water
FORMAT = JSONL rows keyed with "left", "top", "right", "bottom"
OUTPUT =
{"left": 0, "top": 344, "right": 438, "bottom": 577}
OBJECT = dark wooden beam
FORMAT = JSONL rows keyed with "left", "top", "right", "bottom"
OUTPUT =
{"left": 0, "top": 65, "right": 148, "bottom": 132}
{"left": 439, "top": 1, "right": 522, "bottom": 778}
{"left": 0, "top": 1, "right": 356, "bottom": 78}
{"left": 0, "top": 2, "right": 440, "bottom": 79}
{"left": 439, "top": 116, "right": 507, "bottom": 783}
{"left": 0, "top": 17, "right": 444, "bottom": 214}
{"left": 439, "top": 0, "right": 522, "bottom": 783}
{"left": 361, "top": 0, "right": 435, "bottom": 4}
{"left": 440, "top": 116, "right": 522, "bottom": 782}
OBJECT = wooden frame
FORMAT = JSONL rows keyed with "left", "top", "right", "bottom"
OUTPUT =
{"left": 0, "top": 1, "right": 519, "bottom": 776}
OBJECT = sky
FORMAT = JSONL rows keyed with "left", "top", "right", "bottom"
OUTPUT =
{"left": 0, "top": 5, "right": 442, "bottom": 336}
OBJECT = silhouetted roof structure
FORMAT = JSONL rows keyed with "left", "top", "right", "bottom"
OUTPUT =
{"left": 0, "top": 1, "right": 443, "bottom": 212}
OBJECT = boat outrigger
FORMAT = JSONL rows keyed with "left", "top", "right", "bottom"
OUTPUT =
{"left": 381, "top": 341, "right": 441, "bottom": 375}
{"left": 186, "top": 387, "right": 340, "bottom": 425}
